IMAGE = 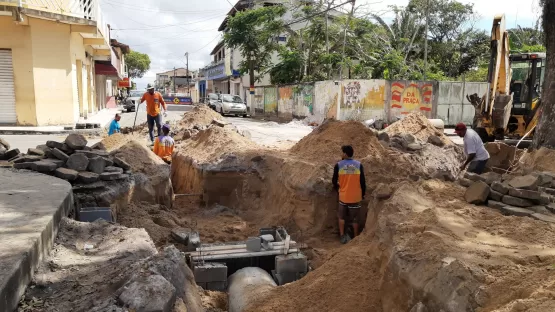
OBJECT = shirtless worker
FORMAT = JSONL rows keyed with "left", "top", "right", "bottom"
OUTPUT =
{"left": 140, "top": 86, "right": 167, "bottom": 145}
{"left": 332, "top": 145, "right": 366, "bottom": 244}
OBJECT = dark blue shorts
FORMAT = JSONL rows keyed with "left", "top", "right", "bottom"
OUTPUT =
{"left": 468, "top": 159, "right": 488, "bottom": 174}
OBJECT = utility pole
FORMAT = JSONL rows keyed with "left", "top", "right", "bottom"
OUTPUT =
{"left": 173, "top": 67, "right": 176, "bottom": 94}
{"left": 338, "top": 0, "right": 355, "bottom": 79}
{"left": 424, "top": 0, "right": 429, "bottom": 80}
{"left": 325, "top": 0, "right": 333, "bottom": 79}
{"left": 185, "top": 52, "right": 190, "bottom": 97}
{"left": 247, "top": 0, "right": 255, "bottom": 116}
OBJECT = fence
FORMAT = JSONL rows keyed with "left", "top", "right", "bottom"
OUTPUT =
{"left": 245, "top": 80, "right": 487, "bottom": 126}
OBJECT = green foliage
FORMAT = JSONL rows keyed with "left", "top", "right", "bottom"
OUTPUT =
{"left": 509, "top": 26, "right": 545, "bottom": 52}
{"left": 457, "top": 65, "right": 488, "bottom": 82}
{"left": 126, "top": 51, "right": 151, "bottom": 79}
{"left": 224, "top": 6, "right": 287, "bottom": 82}
{"left": 270, "top": 48, "right": 304, "bottom": 85}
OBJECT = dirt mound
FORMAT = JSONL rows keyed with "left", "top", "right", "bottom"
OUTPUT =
{"left": 179, "top": 104, "right": 223, "bottom": 129}
{"left": 247, "top": 180, "right": 555, "bottom": 312}
{"left": 385, "top": 112, "right": 452, "bottom": 145}
{"left": 112, "top": 140, "right": 166, "bottom": 176}
{"left": 179, "top": 126, "right": 260, "bottom": 163}
{"left": 517, "top": 147, "right": 555, "bottom": 174}
{"left": 99, "top": 133, "right": 130, "bottom": 152}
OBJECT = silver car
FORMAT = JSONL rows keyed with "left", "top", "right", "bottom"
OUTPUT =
{"left": 216, "top": 94, "right": 248, "bottom": 117}
{"left": 124, "top": 90, "right": 145, "bottom": 112}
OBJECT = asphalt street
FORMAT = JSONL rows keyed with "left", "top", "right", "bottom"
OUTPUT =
{"left": 118, "top": 104, "right": 192, "bottom": 128}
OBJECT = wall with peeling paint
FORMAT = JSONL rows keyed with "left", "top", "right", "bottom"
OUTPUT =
{"left": 340, "top": 80, "right": 387, "bottom": 121}
{"left": 314, "top": 81, "right": 339, "bottom": 122}
{"left": 278, "top": 86, "right": 294, "bottom": 121}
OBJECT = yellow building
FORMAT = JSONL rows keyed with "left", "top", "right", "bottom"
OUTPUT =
{"left": 0, "top": 0, "right": 122, "bottom": 126}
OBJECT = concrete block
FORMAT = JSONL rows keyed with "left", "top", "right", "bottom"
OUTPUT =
{"left": 193, "top": 262, "right": 228, "bottom": 283}
{"left": 272, "top": 269, "right": 299, "bottom": 286}
{"left": 246, "top": 237, "right": 261, "bottom": 252}
{"left": 509, "top": 175, "right": 539, "bottom": 190}
{"left": 171, "top": 228, "right": 191, "bottom": 245}
{"left": 487, "top": 200, "right": 505, "bottom": 210}
{"left": 489, "top": 189, "right": 503, "bottom": 202}
{"left": 532, "top": 213, "right": 555, "bottom": 223}
{"left": 459, "top": 178, "right": 472, "bottom": 187}
{"left": 502, "top": 195, "right": 534, "bottom": 208}
{"left": 500, "top": 205, "right": 534, "bottom": 217}
{"left": 508, "top": 188, "right": 542, "bottom": 201}
{"left": 275, "top": 253, "right": 308, "bottom": 276}
{"left": 206, "top": 281, "right": 227, "bottom": 291}
{"left": 464, "top": 181, "right": 490, "bottom": 205}
{"left": 78, "top": 207, "right": 113, "bottom": 222}
{"left": 187, "top": 232, "right": 200, "bottom": 251}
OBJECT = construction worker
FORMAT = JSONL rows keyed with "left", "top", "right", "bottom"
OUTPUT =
{"left": 455, "top": 123, "right": 490, "bottom": 174}
{"left": 332, "top": 145, "right": 366, "bottom": 244}
{"left": 140, "top": 86, "right": 167, "bottom": 144}
{"left": 108, "top": 113, "right": 121, "bottom": 136}
{"left": 153, "top": 124, "right": 175, "bottom": 164}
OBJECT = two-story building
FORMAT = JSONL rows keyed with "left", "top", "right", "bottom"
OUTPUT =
{"left": 0, "top": 0, "right": 123, "bottom": 126}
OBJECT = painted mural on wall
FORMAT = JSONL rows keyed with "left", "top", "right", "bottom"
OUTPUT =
{"left": 278, "top": 86, "right": 294, "bottom": 120}
{"left": 292, "top": 84, "right": 314, "bottom": 119}
{"left": 390, "top": 81, "right": 433, "bottom": 118}
{"left": 314, "top": 81, "right": 338, "bottom": 121}
{"left": 340, "top": 80, "right": 386, "bottom": 121}
{"left": 264, "top": 87, "right": 278, "bottom": 115}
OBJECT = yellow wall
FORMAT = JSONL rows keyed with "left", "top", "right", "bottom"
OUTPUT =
{"left": 0, "top": 16, "right": 37, "bottom": 125}
{"left": 29, "top": 17, "right": 76, "bottom": 126}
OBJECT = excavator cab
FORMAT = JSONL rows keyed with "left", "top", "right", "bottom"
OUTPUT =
{"left": 507, "top": 53, "right": 545, "bottom": 138}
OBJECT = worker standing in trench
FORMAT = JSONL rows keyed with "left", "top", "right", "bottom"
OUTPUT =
{"left": 332, "top": 145, "right": 366, "bottom": 244}
{"left": 455, "top": 123, "right": 490, "bottom": 174}
{"left": 140, "top": 86, "right": 167, "bottom": 145}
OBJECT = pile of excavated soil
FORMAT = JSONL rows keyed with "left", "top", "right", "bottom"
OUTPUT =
{"left": 485, "top": 142, "right": 525, "bottom": 172}
{"left": 179, "top": 126, "right": 260, "bottom": 164}
{"left": 517, "top": 147, "right": 555, "bottom": 174}
{"left": 98, "top": 132, "right": 131, "bottom": 152}
{"left": 112, "top": 140, "right": 166, "bottom": 176}
{"left": 247, "top": 180, "right": 555, "bottom": 312}
{"left": 385, "top": 112, "right": 453, "bottom": 145}
{"left": 200, "top": 290, "right": 228, "bottom": 312}
{"left": 179, "top": 104, "right": 223, "bottom": 129}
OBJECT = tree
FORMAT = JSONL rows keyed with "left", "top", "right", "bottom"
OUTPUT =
{"left": 533, "top": 0, "right": 555, "bottom": 149}
{"left": 509, "top": 26, "right": 545, "bottom": 52}
{"left": 126, "top": 51, "right": 151, "bottom": 79}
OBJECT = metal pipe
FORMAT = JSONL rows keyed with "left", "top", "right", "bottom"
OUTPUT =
{"left": 191, "top": 248, "right": 300, "bottom": 261}
{"left": 228, "top": 267, "right": 277, "bottom": 312}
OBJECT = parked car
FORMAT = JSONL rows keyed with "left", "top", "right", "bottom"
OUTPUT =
{"left": 207, "top": 93, "right": 220, "bottom": 110}
{"left": 124, "top": 90, "right": 145, "bottom": 112}
{"left": 216, "top": 94, "right": 248, "bottom": 117}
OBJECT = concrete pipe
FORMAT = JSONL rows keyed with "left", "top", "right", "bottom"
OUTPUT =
{"left": 228, "top": 267, "right": 277, "bottom": 312}
{"left": 428, "top": 119, "right": 445, "bottom": 130}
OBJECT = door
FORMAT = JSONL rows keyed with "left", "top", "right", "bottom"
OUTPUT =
{"left": 0, "top": 49, "right": 17, "bottom": 124}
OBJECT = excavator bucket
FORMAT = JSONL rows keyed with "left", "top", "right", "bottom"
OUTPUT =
{"left": 491, "top": 94, "right": 513, "bottom": 129}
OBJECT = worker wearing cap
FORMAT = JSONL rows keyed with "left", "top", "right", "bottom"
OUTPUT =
{"left": 153, "top": 124, "right": 175, "bottom": 164}
{"left": 140, "top": 87, "right": 167, "bottom": 144}
{"left": 455, "top": 123, "right": 490, "bottom": 174}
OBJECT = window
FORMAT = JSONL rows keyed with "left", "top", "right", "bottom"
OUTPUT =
{"left": 222, "top": 95, "right": 243, "bottom": 103}
{"left": 278, "top": 36, "right": 287, "bottom": 42}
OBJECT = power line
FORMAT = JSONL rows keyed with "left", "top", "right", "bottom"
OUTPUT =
{"left": 102, "top": 0, "right": 228, "bottom": 14}
{"left": 110, "top": 12, "right": 226, "bottom": 30}
{"left": 189, "top": 34, "right": 222, "bottom": 54}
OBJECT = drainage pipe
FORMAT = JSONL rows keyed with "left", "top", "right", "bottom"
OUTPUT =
{"left": 228, "top": 267, "right": 277, "bottom": 312}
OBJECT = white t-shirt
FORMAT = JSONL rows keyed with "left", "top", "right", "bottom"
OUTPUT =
{"left": 463, "top": 129, "right": 490, "bottom": 161}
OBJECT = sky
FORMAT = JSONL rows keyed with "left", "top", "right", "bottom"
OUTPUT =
{"left": 100, "top": 0, "right": 542, "bottom": 89}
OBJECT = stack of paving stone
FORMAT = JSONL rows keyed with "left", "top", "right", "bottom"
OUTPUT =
{"left": 460, "top": 171, "right": 555, "bottom": 223}
{"left": 7, "top": 134, "right": 132, "bottom": 184}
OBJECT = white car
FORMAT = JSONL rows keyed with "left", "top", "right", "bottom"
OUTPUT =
{"left": 124, "top": 90, "right": 145, "bottom": 112}
{"left": 216, "top": 94, "right": 248, "bottom": 117}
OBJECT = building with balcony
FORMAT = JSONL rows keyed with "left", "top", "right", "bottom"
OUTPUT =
{"left": 154, "top": 68, "right": 199, "bottom": 101}
{"left": 0, "top": 0, "right": 120, "bottom": 126}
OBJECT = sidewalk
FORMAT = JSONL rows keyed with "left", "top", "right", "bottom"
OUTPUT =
{"left": 0, "top": 108, "right": 122, "bottom": 134}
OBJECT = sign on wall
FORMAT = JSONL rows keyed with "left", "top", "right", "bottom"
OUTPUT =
{"left": 205, "top": 63, "right": 227, "bottom": 80}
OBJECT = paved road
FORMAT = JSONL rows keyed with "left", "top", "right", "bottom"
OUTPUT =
{"left": 226, "top": 117, "right": 314, "bottom": 147}
{"left": 118, "top": 104, "right": 192, "bottom": 128}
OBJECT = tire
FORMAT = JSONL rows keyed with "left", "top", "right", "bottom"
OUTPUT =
{"left": 242, "top": 114, "right": 248, "bottom": 118}
{"left": 126, "top": 108, "right": 131, "bottom": 112}
{"left": 219, "top": 107, "right": 225, "bottom": 116}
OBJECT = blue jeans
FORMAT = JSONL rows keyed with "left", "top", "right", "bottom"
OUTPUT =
{"left": 147, "top": 114, "right": 162, "bottom": 142}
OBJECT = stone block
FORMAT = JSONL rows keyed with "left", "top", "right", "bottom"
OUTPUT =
{"left": 55, "top": 168, "right": 79, "bottom": 181}
{"left": 206, "top": 281, "right": 227, "bottom": 292}
{"left": 117, "top": 173, "right": 129, "bottom": 180}
{"left": 11, "top": 155, "right": 43, "bottom": 164}
{"left": 4, "top": 149, "right": 20, "bottom": 161}
{"left": 539, "top": 187, "right": 555, "bottom": 196}
{"left": 502, "top": 195, "right": 534, "bottom": 208}
{"left": 43, "top": 158, "right": 65, "bottom": 168}
{"left": 104, "top": 166, "right": 124, "bottom": 174}
{"left": 91, "top": 142, "right": 106, "bottom": 150}
{"left": 487, "top": 200, "right": 505, "bottom": 210}
{"left": 464, "top": 172, "right": 486, "bottom": 182}
{"left": 531, "top": 213, "right": 555, "bottom": 223}
{"left": 509, "top": 175, "right": 539, "bottom": 190}
{"left": 427, "top": 135, "right": 444, "bottom": 147}
{"left": 0, "top": 137, "right": 10, "bottom": 150}
{"left": 67, "top": 153, "right": 89, "bottom": 171}
{"left": 458, "top": 178, "right": 472, "bottom": 187}
{"left": 275, "top": 253, "right": 308, "bottom": 276}
{"left": 78, "top": 207, "right": 113, "bottom": 222}
{"left": 539, "top": 193, "right": 552, "bottom": 205}
{"left": 171, "top": 228, "right": 191, "bottom": 245}
{"left": 103, "top": 157, "right": 114, "bottom": 167}
{"left": 118, "top": 274, "right": 176, "bottom": 312}
{"left": 87, "top": 156, "right": 106, "bottom": 174}
{"left": 78, "top": 171, "right": 99, "bottom": 184}
{"left": 113, "top": 156, "right": 131, "bottom": 170}
{"left": 547, "top": 203, "right": 555, "bottom": 214}
{"left": 528, "top": 206, "right": 551, "bottom": 214}
{"left": 51, "top": 148, "right": 69, "bottom": 161}
{"left": 489, "top": 189, "right": 503, "bottom": 202}
{"left": 481, "top": 172, "right": 502, "bottom": 185}
{"left": 188, "top": 232, "right": 200, "bottom": 251}
{"left": 491, "top": 181, "right": 511, "bottom": 195}
{"left": 246, "top": 237, "right": 261, "bottom": 252}
{"left": 464, "top": 181, "right": 490, "bottom": 205}
{"left": 508, "top": 188, "right": 542, "bottom": 201}
{"left": 64, "top": 133, "right": 88, "bottom": 150}
{"left": 500, "top": 205, "right": 534, "bottom": 217}
{"left": 100, "top": 172, "right": 120, "bottom": 181}
{"left": 378, "top": 131, "right": 390, "bottom": 142}
{"left": 407, "top": 143, "right": 424, "bottom": 151}
{"left": 0, "top": 160, "right": 12, "bottom": 168}
{"left": 536, "top": 172, "right": 554, "bottom": 186}
{"left": 60, "top": 143, "right": 74, "bottom": 155}
{"left": 36, "top": 145, "right": 53, "bottom": 158}
{"left": 13, "top": 162, "right": 37, "bottom": 170}
{"left": 75, "top": 150, "right": 110, "bottom": 158}
{"left": 34, "top": 160, "right": 58, "bottom": 173}
{"left": 46, "top": 141, "right": 64, "bottom": 150}
{"left": 27, "top": 148, "right": 45, "bottom": 156}
{"left": 193, "top": 262, "right": 228, "bottom": 283}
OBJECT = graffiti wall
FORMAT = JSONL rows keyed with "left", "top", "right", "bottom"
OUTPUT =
{"left": 292, "top": 84, "right": 314, "bottom": 119}
{"left": 389, "top": 81, "right": 435, "bottom": 119}
{"left": 254, "top": 87, "right": 264, "bottom": 115}
{"left": 339, "top": 80, "right": 386, "bottom": 121}
{"left": 278, "top": 86, "right": 294, "bottom": 121}
{"left": 263, "top": 87, "right": 278, "bottom": 117}
{"left": 314, "top": 81, "right": 339, "bottom": 122}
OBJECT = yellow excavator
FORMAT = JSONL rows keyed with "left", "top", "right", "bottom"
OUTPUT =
{"left": 469, "top": 14, "right": 545, "bottom": 145}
